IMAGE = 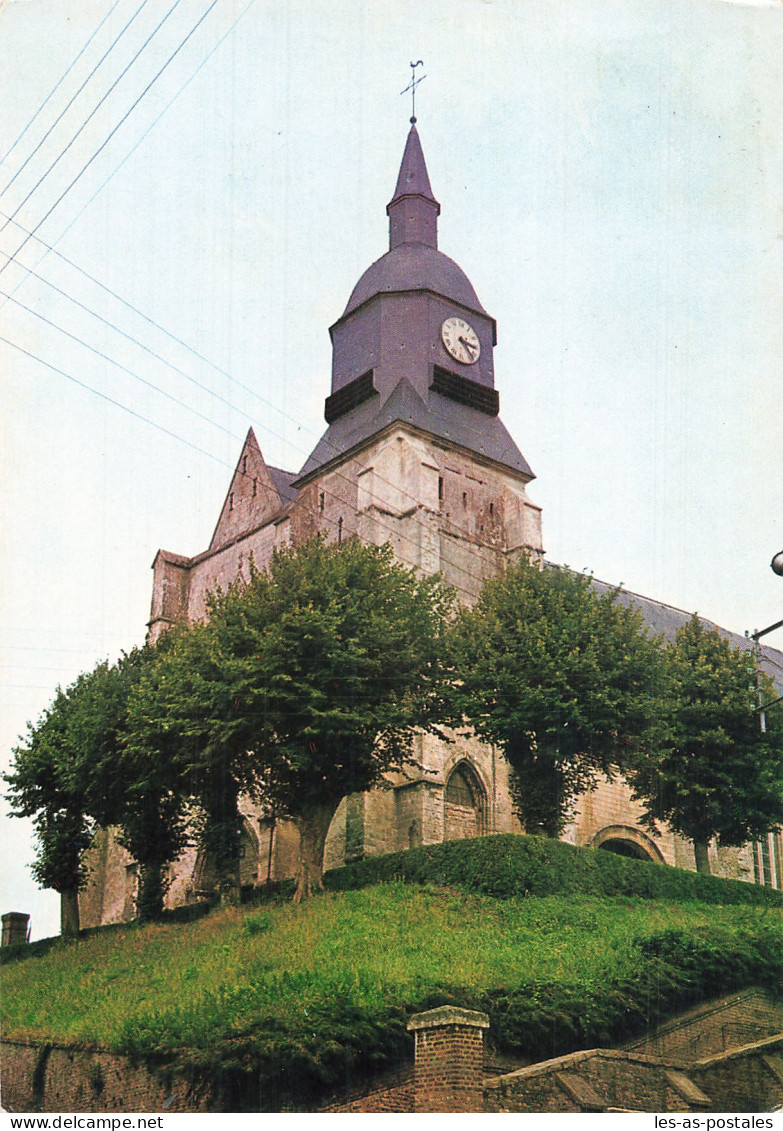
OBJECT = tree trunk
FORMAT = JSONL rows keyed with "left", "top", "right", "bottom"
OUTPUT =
{"left": 219, "top": 871, "right": 241, "bottom": 907}
{"left": 693, "top": 838, "right": 711, "bottom": 875}
{"left": 60, "top": 889, "right": 80, "bottom": 938}
{"left": 293, "top": 802, "right": 340, "bottom": 902}
{"left": 136, "top": 863, "right": 165, "bottom": 922}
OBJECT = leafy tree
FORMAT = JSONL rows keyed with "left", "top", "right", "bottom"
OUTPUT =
{"left": 5, "top": 677, "right": 99, "bottom": 937}
{"left": 5, "top": 649, "right": 190, "bottom": 932}
{"left": 139, "top": 536, "right": 451, "bottom": 901}
{"left": 628, "top": 615, "right": 783, "bottom": 874}
{"left": 127, "top": 619, "right": 260, "bottom": 908}
{"left": 85, "top": 647, "right": 190, "bottom": 921}
{"left": 450, "top": 557, "right": 663, "bottom": 838}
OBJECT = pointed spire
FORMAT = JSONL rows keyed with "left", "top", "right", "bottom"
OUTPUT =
{"left": 387, "top": 124, "right": 440, "bottom": 250}
{"left": 389, "top": 124, "right": 438, "bottom": 205}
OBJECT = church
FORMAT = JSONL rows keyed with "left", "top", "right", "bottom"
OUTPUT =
{"left": 80, "top": 120, "right": 783, "bottom": 927}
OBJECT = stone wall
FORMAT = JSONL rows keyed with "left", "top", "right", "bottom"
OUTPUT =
{"left": 0, "top": 1041, "right": 207, "bottom": 1114}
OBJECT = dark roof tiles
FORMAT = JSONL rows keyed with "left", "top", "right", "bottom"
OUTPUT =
{"left": 341, "top": 244, "right": 487, "bottom": 319}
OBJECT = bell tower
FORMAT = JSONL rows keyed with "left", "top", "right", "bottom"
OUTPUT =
{"left": 294, "top": 120, "right": 543, "bottom": 599}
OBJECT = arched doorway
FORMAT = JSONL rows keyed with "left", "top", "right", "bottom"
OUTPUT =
{"left": 192, "top": 819, "right": 262, "bottom": 898}
{"left": 592, "top": 824, "right": 665, "bottom": 865}
{"left": 445, "top": 762, "right": 487, "bottom": 841}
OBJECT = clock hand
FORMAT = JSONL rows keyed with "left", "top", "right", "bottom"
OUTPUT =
{"left": 459, "top": 336, "right": 476, "bottom": 354}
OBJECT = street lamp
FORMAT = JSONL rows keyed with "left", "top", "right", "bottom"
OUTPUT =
{"left": 750, "top": 552, "right": 783, "bottom": 643}
{"left": 750, "top": 553, "right": 783, "bottom": 888}
{"left": 749, "top": 552, "right": 783, "bottom": 730}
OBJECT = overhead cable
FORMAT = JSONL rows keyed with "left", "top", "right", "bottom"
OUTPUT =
{"left": 0, "top": 0, "right": 123, "bottom": 169}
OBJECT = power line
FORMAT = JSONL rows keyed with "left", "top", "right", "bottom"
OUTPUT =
{"left": 1, "top": 209, "right": 278, "bottom": 424}
{"left": 1, "top": 665, "right": 86, "bottom": 673}
{"left": 0, "top": 209, "right": 463, "bottom": 544}
{"left": 2, "top": 290, "right": 251, "bottom": 445}
{"left": 0, "top": 0, "right": 221, "bottom": 277}
{"left": 1, "top": 0, "right": 152, "bottom": 200}
{"left": 0, "top": 0, "right": 259, "bottom": 310}
{"left": 1, "top": 645, "right": 114, "bottom": 655}
{"left": 2, "top": 257, "right": 493, "bottom": 598}
{"left": 1, "top": 219, "right": 509, "bottom": 600}
{"left": 0, "top": 0, "right": 123, "bottom": 169}
{"left": 2, "top": 330, "right": 483, "bottom": 601}
{"left": 0, "top": 0, "right": 181, "bottom": 236}
{"left": 0, "top": 7, "right": 515, "bottom": 601}
{"left": 0, "top": 253, "right": 260, "bottom": 430}
{"left": 1, "top": 333, "right": 234, "bottom": 470}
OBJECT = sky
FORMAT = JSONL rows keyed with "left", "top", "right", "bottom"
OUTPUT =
{"left": 1, "top": 0, "right": 782, "bottom": 941}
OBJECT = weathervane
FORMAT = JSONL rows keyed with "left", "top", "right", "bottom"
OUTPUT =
{"left": 401, "top": 60, "right": 426, "bottom": 124}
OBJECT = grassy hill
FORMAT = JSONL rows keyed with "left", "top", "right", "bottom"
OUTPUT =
{"left": 2, "top": 837, "right": 781, "bottom": 1111}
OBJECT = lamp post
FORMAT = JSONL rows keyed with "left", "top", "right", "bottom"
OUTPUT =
{"left": 750, "top": 550, "right": 783, "bottom": 644}
{"left": 748, "top": 551, "right": 783, "bottom": 732}
{"left": 749, "top": 553, "right": 783, "bottom": 889}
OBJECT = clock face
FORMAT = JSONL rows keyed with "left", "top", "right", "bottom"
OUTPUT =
{"left": 441, "top": 316, "right": 481, "bottom": 365}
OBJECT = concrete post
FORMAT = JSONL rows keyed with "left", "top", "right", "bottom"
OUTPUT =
{"left": 407, "top": 1004, "right": 490, "bottom": 1112}
{"left": 2, "top": 912, "right": 30, "bottom": 946}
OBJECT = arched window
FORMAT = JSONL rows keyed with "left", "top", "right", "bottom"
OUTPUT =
{"left": 445, "top": 762, "right": 486, "bottom": 841}
{"left": 446, "top": 765, "right": 478, "bottom": 808}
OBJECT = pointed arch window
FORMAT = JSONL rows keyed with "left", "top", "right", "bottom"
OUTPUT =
{"left": 445, "top": 761, "right": 487, "bottom": 840}
{"left": 446, "top": 765, "right": 477, "bottom": 808}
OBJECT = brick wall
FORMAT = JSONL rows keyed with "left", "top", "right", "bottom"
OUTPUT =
{"left": 0, "top": 1041, "right": 208, "bottom": 1114}
{"left": 321, "top": 1067, "right": 414, "bottom": 1112}
{"left": 690, "top": 1035, "right": 783, "bottom": 1113}
{"left": 627, "top": 988, "right": 783, "bottom": 1063}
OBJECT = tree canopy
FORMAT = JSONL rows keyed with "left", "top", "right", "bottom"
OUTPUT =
{"left": 5, "top": 668, "right": 105, "bottom": 936}
{"left": 5, "top": 648, "right": 189, "bottom": 930}
{"left": 450, "top": 557, "right": 663, "bottom": 837}
{"left": 628, "top": 615, "right": 783, "bottom": 874}
{"left": 133, "top": 536, "right": 453, "bottom": 900}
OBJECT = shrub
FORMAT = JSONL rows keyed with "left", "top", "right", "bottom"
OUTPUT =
{"left": 325, "top": 834, "right": 783, "bottom": 907}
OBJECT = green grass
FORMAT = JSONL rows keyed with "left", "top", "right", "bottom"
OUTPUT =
{"left": 2, "top": 882, "right": 781, "bottom": 1110}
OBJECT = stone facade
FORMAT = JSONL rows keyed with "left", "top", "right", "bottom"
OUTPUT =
{"left": 79, "top": 121, "right": 783, "bottom": 929}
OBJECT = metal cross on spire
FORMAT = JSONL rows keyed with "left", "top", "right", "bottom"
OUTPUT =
{"left": 401, "top": 60, "right": 426, "bottom": 124}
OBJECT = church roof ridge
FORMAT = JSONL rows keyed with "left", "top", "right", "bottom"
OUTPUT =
{"left": 564, "top": 566, "right": 783, "bottom": 684}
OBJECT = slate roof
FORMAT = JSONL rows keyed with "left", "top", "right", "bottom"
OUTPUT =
{"left": 268, "top": 465, "right": 298, "bottom": 506}
{"left": 587, "top": 573, "right": 783, "bottom": 693}
{"left": 340, "top": 244, "right": 488, "bottom": 319}
{"left": 295, "top": 377, "right": 533, "bottom": 483}
{"left": 388, "top": 123, "right": 439, "bottom": 207}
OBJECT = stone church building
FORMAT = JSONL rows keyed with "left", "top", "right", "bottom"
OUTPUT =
{"left": 80, "top": 124, "right": 783, "bottom": 926}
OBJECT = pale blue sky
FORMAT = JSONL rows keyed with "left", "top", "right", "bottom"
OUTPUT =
{"left": 1, "top": 0, "right": 782, "bottom": 939}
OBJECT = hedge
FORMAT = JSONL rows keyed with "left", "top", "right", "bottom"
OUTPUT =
{"left": 325, "top": 833, "right": 783, "bottom": 906}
